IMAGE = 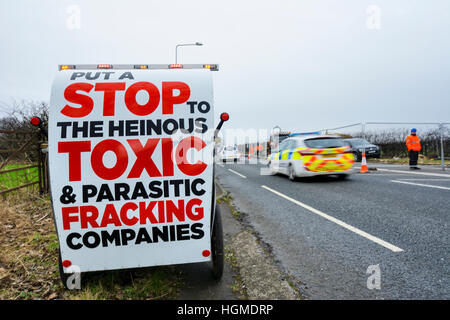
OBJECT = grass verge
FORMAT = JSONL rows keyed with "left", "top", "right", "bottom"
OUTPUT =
{"left": 224, "top": 246, "right": 247, "bottom": 299}
{"left": 217, "top": 194, "right": 242, "bottom": 219}
{"left": 0, "top": 192, "right": 183, "bottom": 300}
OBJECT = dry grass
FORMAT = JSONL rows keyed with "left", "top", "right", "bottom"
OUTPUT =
{"left": 0, "top": 192, "right": 184, "bottom": 300}
{"left": 0, "top": 192, "right": 58, "bottom": 299}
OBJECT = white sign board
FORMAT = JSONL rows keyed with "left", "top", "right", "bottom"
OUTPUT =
{"left": 49, "top": 69, "right": 214, "bottom": 272}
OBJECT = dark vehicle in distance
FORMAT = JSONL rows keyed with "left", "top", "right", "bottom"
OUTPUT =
{"left": 343, "top": 138, "right": 380, "bottom": 161}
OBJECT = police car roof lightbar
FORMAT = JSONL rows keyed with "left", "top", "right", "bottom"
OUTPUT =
{"left": 58, "top": 64, "right": 219, "bottom": 71}
{"left": 289, "top": 132, "right": 320, "bottom": 137}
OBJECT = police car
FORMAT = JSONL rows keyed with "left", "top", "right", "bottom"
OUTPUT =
{"left": 267, "top": 133, "right": 355, "bottom": 180}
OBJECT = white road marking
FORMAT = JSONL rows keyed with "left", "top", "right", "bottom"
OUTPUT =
{"left": 372, "top": 164, "right": 448, "bottom": 171}
{"left": 360, "top": 173, "right": 415, "bottom": 176}
{"left": 377, "top": 168, "right": 450, "bottom": 178}
{"left": 397, "top": 178, "right": 450, "bottom": 181}
{"left": 228, "top": 169, "right": 247, "bottom": 179}
{"left": 391, "top": 180, "right": 450, "bottom": 191}
{"left": 261, "top": 185, "right": 404, "bottom": 253}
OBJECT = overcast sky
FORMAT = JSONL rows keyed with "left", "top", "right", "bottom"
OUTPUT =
{"left": 1, "top": 0, "right": 449, "bottom": 132}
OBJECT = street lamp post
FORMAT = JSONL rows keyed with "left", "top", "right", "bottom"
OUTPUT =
{"left": 272, "top": 125, "right": 281, "bottom": 136}
{"left": 175, "top": 42, "right": 203, "bottom": 64}
{"left": 271, "top": 125, "right": 281, "bottom": 154}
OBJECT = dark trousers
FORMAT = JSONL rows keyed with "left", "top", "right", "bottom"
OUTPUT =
{"left": 409, "top": 150, "right": 419, "bottom": 166}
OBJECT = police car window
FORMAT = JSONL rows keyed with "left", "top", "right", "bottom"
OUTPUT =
{"left": 286, "top": 140, "right": 296, "bottom": 149}
{"left": 292, "top": 140, "right": 302, "bottom": 148}
{"left": 304, "top": 138, "right": 345, "bottom": 148}
{"left": 279, "top": 140, "right": 290, "bottom": 150}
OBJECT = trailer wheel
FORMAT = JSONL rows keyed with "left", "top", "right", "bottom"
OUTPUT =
{"left": 211, "top": 205, "right": 224, "bottom": 280}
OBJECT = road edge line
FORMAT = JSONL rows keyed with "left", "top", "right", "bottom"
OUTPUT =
{"left": 228, "top": 168, "right": 247, "bottom": 179}
{"left": 391, "top": 180, "right": 450, "bottom": 191}
{"left": 261, "top": 185, "right": 404, "bottom": 253}
{"left": 378, "top": 168, "right": 450, "bottom": 178}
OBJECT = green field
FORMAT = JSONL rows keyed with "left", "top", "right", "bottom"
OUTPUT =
{"left": 0, "top": 163, "right": 39, "bottom": 191}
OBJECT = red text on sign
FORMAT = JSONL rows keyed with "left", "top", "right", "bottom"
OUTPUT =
{"left": 61, "top": 82, "right": 191, "bottom": 118}
{"left": 58, "top": 136, "right": 207, "bottom": 181}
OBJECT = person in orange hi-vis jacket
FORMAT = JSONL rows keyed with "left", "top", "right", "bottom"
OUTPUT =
{"left": 406, "top": 128, "right": 421, "bottom": 170}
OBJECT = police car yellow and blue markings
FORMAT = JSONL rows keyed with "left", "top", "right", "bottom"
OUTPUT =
{"left": 270, "top": 146, "right": 354, "bottom": 172}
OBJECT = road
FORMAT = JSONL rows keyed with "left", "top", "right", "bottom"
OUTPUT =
{"left": 215, "top": 160, "right": 450, "bottom": 299}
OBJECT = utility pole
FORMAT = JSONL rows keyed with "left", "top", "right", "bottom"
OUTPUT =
{"left": 439, "top": 123, "right": 445, "bottom": 171}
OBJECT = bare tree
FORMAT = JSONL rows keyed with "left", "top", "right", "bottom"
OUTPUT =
{"left": 0, "top": 100, "right": 48, "bottom": 162}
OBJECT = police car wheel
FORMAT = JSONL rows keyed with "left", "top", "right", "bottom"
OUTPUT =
{"left": 268, "top": 163, "right": 275, "bottom": 175}
{"left": 267, "top": 162, "right": 276, "bottom": 175}
{"left": 211, "top": 205, "right": 224, "bottom": 280}
{"left": 288, "top": 165, "right": 296, "bottom": 181}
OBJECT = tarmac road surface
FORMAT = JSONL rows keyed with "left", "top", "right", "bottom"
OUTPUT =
{"left": 216, "top": 161, "right": 450, "bottom": 299}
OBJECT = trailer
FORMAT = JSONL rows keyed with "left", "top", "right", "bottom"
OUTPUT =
{"left": 33, "top": 63, "right": 227, "bottom": 287}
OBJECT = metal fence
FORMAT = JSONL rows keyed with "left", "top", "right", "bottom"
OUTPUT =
{"left": 318, "top": 122, "right": 450, "bottom": 170}
{"left": 0, "top": 128, "right": 48, "bottom": 196}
